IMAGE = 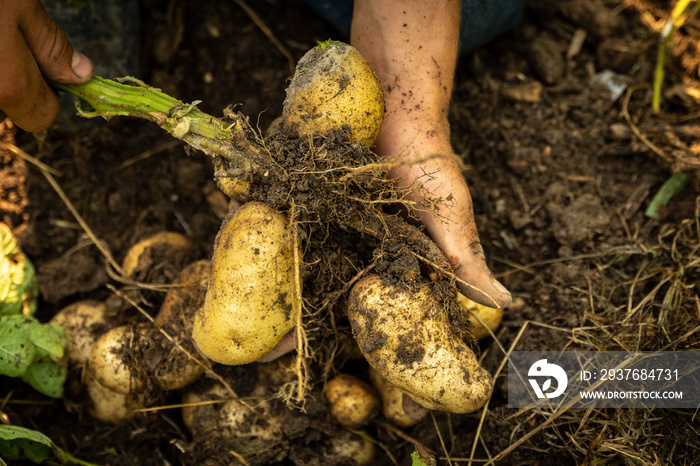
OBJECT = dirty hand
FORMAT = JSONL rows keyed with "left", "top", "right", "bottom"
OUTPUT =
{"left": 0, "top": 0, "right": 93, "bottom": 132}
{"left": 352, "top": 0, "right": 511, "bottom": 309}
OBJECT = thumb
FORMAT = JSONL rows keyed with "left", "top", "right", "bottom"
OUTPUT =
{"left": 18, "top": 1, "right": 93, "bottom": 83}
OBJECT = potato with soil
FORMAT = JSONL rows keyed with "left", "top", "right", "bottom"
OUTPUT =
{"left": 347, "top": 274, "right": 493, "bottom": 413}
{"left": 49, "top": 300, "right": 114, "bottom": 367}
{"left": 85, "top": 260, "right": 209, "bottom": 423}
{"left": 192, "top": 202, "right": 298, "bottom": 365}
{"left": 323, "top": 374, "right": 379, "bottom": 428}
{"left": 182, "top": 361, "right": 293, "bottom": 465}
{"left": 282, "top": 40, "right": 385, "bottom": 146}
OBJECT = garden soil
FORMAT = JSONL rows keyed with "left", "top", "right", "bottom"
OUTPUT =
{"left": 1, "top": 0, "right": 698, "bottom": 465}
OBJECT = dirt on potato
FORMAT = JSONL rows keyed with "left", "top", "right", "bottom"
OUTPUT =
{"left": 1, "top": 0, "right": 699, "bottom": 465}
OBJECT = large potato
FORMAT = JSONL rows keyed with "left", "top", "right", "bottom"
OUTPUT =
{"left": 282, "top": 40, "right": 385, "bottom": 147}
{"left": 192, "top": 202, "right": 298, "bottom": 365}
{"left": 347, "top": 274, "right": 493, "bottom": 413}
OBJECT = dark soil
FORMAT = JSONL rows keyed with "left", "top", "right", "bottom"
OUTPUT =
{"left": 1, "top": 0, "right": 699, "bottom": 465}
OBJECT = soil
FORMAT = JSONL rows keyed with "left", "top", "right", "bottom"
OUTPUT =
{"left": 1, "top": 0, "right": 699, "bottom": 465}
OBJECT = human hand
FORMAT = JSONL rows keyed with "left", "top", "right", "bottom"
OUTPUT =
{"left": 351, "top": 0, "right": 511, "bottom": 309}
{"left": 0, "top": 0, "right": 93, "bottom": 132}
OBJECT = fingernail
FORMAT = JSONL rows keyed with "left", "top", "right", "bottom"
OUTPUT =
{"left": 491, "top": 277, "right": 510, "bottom": 296}
{"left": 71, "top": 50, "right": 93, "bottom": 80}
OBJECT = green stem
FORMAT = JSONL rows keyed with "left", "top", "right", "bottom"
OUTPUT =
{"left": 652, "top": 0, "right": 698, "bottom": 113}
{"left": 51, "top": 76, "right": 263, "bottom": 165}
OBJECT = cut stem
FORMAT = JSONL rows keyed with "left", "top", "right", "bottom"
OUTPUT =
{"left": 51, "top": 76, "right": 265, "bottom": 179}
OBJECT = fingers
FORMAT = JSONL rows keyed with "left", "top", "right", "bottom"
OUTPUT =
{"left": 255, "top": 330, "right": 298, "bottom": 363}
{"left": 0, "top": 0, "right": 93, "bottom": 132}
{"left": 391, "top": 154, "right": 512, "bottom": 309}
{"left": 18, "top": 1, "right": 93, "bottom": 83}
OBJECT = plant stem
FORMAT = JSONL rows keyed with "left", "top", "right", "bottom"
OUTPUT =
{"left": 652, "top": 0, "right": 699, "bottom": 113}
{"left": 53, "top": 76, "right": 262, "bottom": 157}
{"left": 52, "top": 76, "right": 268, "bottom": 198}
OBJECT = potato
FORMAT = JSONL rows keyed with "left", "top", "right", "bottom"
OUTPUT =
{"left": 282, "top": 40, "right": 385, "bottom": 147}
{"left": 121, "top": 231, "right": 193, "bottom": 280}
{"left": 323, "top": 374, "right": 379, "bottom": 428}
{"left": 49, "top": 300, "right": 114, "bottom": 367}
{"left": 182, "top": 367, "right": 286, "bottom": 465}
{"left": 325, "top": 429, "right": 375, "bottom": 465}
{"left": 86, "top": 373, "right": 146, "bottom": 424}
{"left": 368, "top": 367, "right": 421, "bottom": 428}
{"left": 192, "top": 202, "right": 299, "bottom": 365}
{"left": 87, "top": 325, "right": 146, "bottom": 395}
{"left": 347, "top": 274, "right": 493, "bottom": 413}
{"left": 457, "top": 293, "right": 503, "bottom": 340}
{"left": 151, "top": 260, "right": 209, "bottom": 390}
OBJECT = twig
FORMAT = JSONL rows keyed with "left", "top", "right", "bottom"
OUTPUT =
{"left": 233, "top": 0, "right": 296, "bottom": 76}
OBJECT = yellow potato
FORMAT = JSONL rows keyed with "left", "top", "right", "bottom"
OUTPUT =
{"left": 86, "top": 373, "right": 145, "bottom": 424}
{"left": 325, "top": 430, "right": 375, "bottom": 465}
{"left": 368, "top": 367, "right": 420, "bottom": 428}
{"left": 192, "top": 202, "right": 299, "bottom": 365}
{"left": 151, "top": 260, "right": 210, "bottom": 390}
{"left": 323, "top": 374, "right": 379, "bottom": 428}
{"left": 49, "top": 300, "right": 114, "bottom": 367}
{"left": 87, "top": 325, "right": 146, "bottom": 395}
{"left": 457, "top": 293, "right": 504, "bottom": 340}
{"left": 347, "top": 274, "right": 493, "bottom": 413}
{"left": 121, "top": 231, "right": 192, "bottom": 279}
{"left": 282, "top": 40, "right": 385, "bottom": 147}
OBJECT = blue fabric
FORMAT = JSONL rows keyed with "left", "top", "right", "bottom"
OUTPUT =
{"left": 302, "top": 0, "right": 524, "bottom": 53}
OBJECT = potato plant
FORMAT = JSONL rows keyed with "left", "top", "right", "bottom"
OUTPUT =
{"left": 53, "top": 40, "right": 500, "bottom": 417}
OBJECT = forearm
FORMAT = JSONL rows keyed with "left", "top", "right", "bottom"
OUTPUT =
{"left": 350, "top": 0, "right": 461, "bottom": 157}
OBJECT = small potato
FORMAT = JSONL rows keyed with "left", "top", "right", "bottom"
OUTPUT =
{"left": 323, "top": 374, "right": 380, "bottom": 428}
{"left": 368, "top": 367, "right": 421, "bottom": 428}
{"left": 88, "top": 325, "right": 146, "bottom": 395}
{"left": 347, "top": 275, "right": 493, "bottom": 413}
{"left": 49, "top": 300, "right": 114, "bottom": 367}
{"left": 150, "top": 260, "right": 209, "bottom": 391}
{"left": 121, "top": 231, "right": 193, "bottom": 280}
{"left": 192, "top": 203, "right": 299, "bottom": 365}
{"left": 86, "top": 373, "right": 146, "bottom": 424}
{"left": 182, "top": 372, "right": 285, "bottom": 465}
{"left": 457, "top": 293, "right": 504, "bottom": 340}
{"left": 282, "top": 40, "right": 385, "bottom": 147}
{"left": 325, "top": 429, "right": 375, "bottom": 465}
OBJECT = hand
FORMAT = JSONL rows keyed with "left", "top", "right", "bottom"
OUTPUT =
{"left": 377, "top": 117, "right": 512, "bottom": 309}
{"left": 352, "top": 0, "right": 511, "bottom": 309}
{"left": 0, "top": 0, "right": 93, "bottom": 132}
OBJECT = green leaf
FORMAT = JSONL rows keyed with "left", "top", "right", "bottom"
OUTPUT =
{"left": 645, "top": 172, "right": 690, "bottom": 219}
{"left": 21, "top": 356, "right": 67, "bottom": 399}
{"left": 0, "top": 425, "right": 60, "bottom": 463}
{"left": 0, "top": 425, "right": 100, "bottom": 465}
{"left": 411, "top": 451, "right": 427, "bottom": 466}
{"left": 24, "top": 321, "right": 66, "bottom": 360}
{"left": 0, "top": 315, "right": 67, "bottom": 398}
{"left": 0, "top": 316, "right": 36, "bottom": 377}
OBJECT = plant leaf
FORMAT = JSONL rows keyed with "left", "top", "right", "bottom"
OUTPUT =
{"left": 0, "top": 425, "right": 61, "bottom": 463}
{"left": 0, "top": 315, "right": 67, "bottom": 397}
{"left": 0, "top": 316, "right": 36, "bottom": 377}
{"left": 20, "top": 356, "right": 67, "bottom": 399}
